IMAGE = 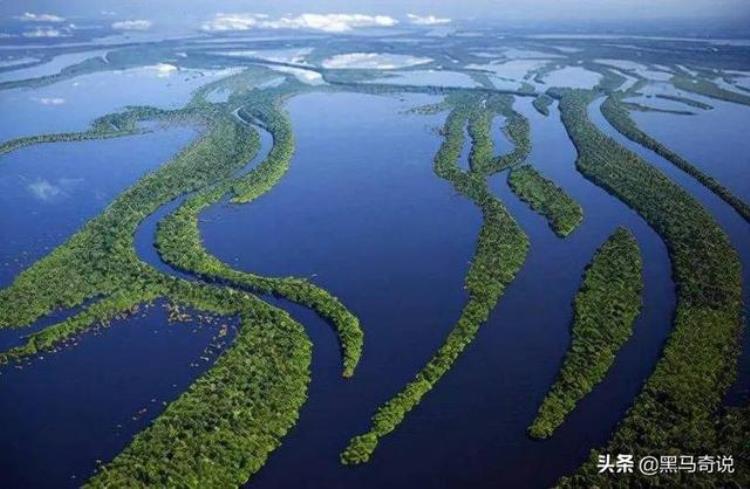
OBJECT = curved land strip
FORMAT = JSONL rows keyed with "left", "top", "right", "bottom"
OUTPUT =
{"left": 85, "top": 282, "right": 311, "bottom": 488}
{"left": 529, "top": 228, "right": 642, "bottom": 438}
{"left": 601, "top": 94, "right": 750, "bottom": 223}
{"left": 483, "top": 94, "right": 532, "bottom": 172}
{"left": 0, "top": 114, "right": 254, "bottom": 330}
{"left": 672, "top": 75, "right": 750, "bottom": 106}
{"left": 466, "top": 101, "right": 494, "bottom": 173}
{"left": 155, "top": 89, "right": 362, "bottom": 378}
{"left": 0, "top": 73, "right": 363, "bottom": 485}
{"left": 553, "top": 89, "right": 744, "bottom": 487}
{"left": 507, "top": 165, "right": 584, "bottom": 237}
{"left": 341, "top": 94, "right": 530, "bottom": 465}
{"left": 0, "top": 55, "right": 110, "bottom": 91}
{"left": 654, "top": 93, "right": 713, "bottom": 110}
{"left": 620, "top": 102, "right": 694, "bottom": 116}
{"left": 0, "top": 106, "right": 190, "bottom": 157}
{"left": 532, "top": 94, "right": 553, "bottom": 116}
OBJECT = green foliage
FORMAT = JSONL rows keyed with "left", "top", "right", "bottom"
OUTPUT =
{"left": 602, "top": 94, "right": 750, "bottom": 223}
{"left": 486, "top": 95, "right": 532, "bottom": 172}
{"left": 0, "top": 114, "right": 253, "bottom": 330}
{"left": 507, "top": 165, "right": 583, "bottom": 237}
{"left": 654, "top": 93, "right": 713, "bottom": 110}
{"left": 555, "top": 89, "right": 743, "bottom": 488}
{"left": 672, "top": 75, "right": 750, "bottom": 106}
{"left": 340, "top": 434, "right": 379, "bottom": 465}
{"left": 0, "top": 106, "right": 190, "bottom": 157}
{"left": 0, "top": 290, "right": 151, "bottom": 364}
{"left": 156, "top": 90, "right": 363, "bottom": 378}
{"left": 231, "top": 93, "right": 295, "bottom": 203}
{"left": 0, "top": 78, "right": 361, "bottom": 485}
{"left": 86, "top": 283, "right": 312, "bottom": 488}
{"left": 532, "top": 94, "right": 553, "bottom": 116}
{"left": 529, "top": 228, "right": 642, "bottom": 438}
{"left": 0, "top": 56, "right": 110, "bottom": 91}
{"left": 341, "top": 95, "right": 529, "bottom": 465}
{"left": 621, "top": 101, "right": 694, "bottom": 116}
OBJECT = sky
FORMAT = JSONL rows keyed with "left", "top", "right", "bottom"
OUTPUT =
{"left": 2, "top": 0, "right": 750, "bottom": 33}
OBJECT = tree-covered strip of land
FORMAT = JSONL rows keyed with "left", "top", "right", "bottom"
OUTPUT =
{"left": 484, "top": 94, "right": 532, "bottom": 172}
{"left": 0, "top": 70, "right": 364, "bottom": 485}
{"left": 507, "top": 165, "right": 583, "bottom": 237}
{"left": 231, "top": 101, "right": 294, "bottom": 203}
{"left": 341, "top": 94, "right": 529, "bottom": 465}
{"left": 621, "top": 101, "right": 695, "bottom": 116}
{"left": 532, "top": 94, "right": 553, "bottom": 116}
{"left": 84, "top": 281, "right": 312, "bottom": 488}
{"left": 672, "top": 75, "right": 750, "bottom": 106}
{"left": 654, "top": 93, "right": 713, "bottom": 110}
{"left": 0, "top": 56, "right": 111, "bottom": 91}
{"left": 553, "top": 88, "right": 744, "bottom": 487}
{"left": 601, "top": 94, "right": 750, "bottom": 223}
{"left": 0, "top": 106, "right": 193, "bottom": 156}
{"left": 0, "top": 112, "right": 312, "bottom": 485}
{"left": 466, "top": 102, "right": 494, "bottom": 173}
{"left": 156, "top": 88, "right": 362, "bottom": 378}
{"left": 0, "top": 113, "right": 254, "bottom": 329}
{"left": 529, "top": 228, "right": 642, "bottom": 439}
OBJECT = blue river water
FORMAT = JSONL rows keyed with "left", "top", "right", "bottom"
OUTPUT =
{"left": 0, "top": 127, "right": 196, "bottom": 289}
{"left": 0, "top": 65, "right": 241, "bottom": 143}
{"left": 195, "top": 92, "right": 675, "bottom": 489}
{"left": 589, "top": 98, "right": 750, "bottom": 406}
{"left": 0, "top": 84, "right": 745, "bottom": 489}
{"left": 0, "top": 300, "right": 238, "bottom": 488}
{"left": 630, "top": 94, "right": 750, "bottom": 199}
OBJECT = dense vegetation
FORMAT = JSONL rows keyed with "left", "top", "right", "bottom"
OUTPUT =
{"left": 529, "top": 228, "right": 642, "bottom": 438}
{"left": 554, "top": 89, "right": 743, "bottom": 487}
{"left": 532, "top": 94, "right": 554, "bottom": 116}
{"left": 86, "top": 282, "right": 312, "bottom": 487}
{"left": 0, "top": 106, "right": 193, "bottom": 156}
{"left": 0, "top": 113, "right": 252, "bottom": 330}
{"left": 341, "top": 94, "right": 530, "bottom": 464}
{"left": 507, "top": 165, "right": 583, "bottom": 237}
{"left": 482, "top": 95, "right": 532, "bottom": 172}
{"left": 0, "top": 110, "right": 315, "bottom": 484}
{"left": 0, "top": 71, "right": 363, "bottom": 485}
{"left": 601, "top": 94, "right": 750, "bottom": 223}
{"left": 1, "top": 35, "right": 749, "bottom": 487}
{"left": 672, "top": 75, "right": 750, "bottom": 106}
{"left": 156, "top": 89, "right": 362, "bottom": 378}
{"left": 654, "top": 93, "right": 713, "bottom": 110}
{"left": 0, "top": 55, "right": 112, "bottom": 91}
{"left": 621, "top": 101, "right": 694, "bottom": 116}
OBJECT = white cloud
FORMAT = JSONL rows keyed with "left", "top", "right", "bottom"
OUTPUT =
{"left": 28, "top": 180, "right": 62, "bottom": 201}
{"left": 262, "top": 13, "right": 398, "bottom": 32}
{"left": 17, "top": 12, "right": 66, "bottom": 22}
{"left": 322, "top": 52, "right": 432, "bottom": 70}
{"left": 407, "top": 14, "right": 452, "bottom": 25}
{"left": 27, "top": 178, "right": 82, "bottom": 201}
{"left": 214, "top": 47, "right": 314, "bottom": 64}
{"left": 201, "top": 12, "right": 397, "bottom": 33}
{"left": 145, "top": 63, "right": 178, "bottom": 78}
{"left": 201, "top": 13, "right": 266, "bottom": 32}
{"left": 112, "top": 19, "right": 153, "bottom": 31}
{"left": 269, "top": 66, "right": 324, "bottom": 85}
{"left": 22, "top": 28, "right": 68, "bottom": 38}
{"left": 35, "top": 97, "right": 66, "bottom": 105}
